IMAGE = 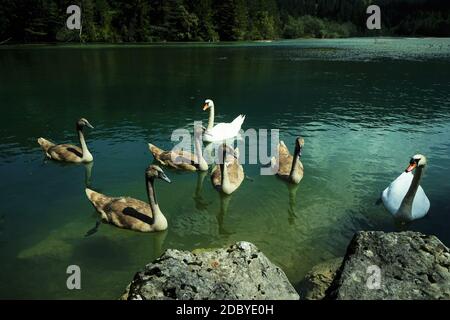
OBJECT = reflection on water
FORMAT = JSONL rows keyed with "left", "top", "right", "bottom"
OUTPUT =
{"left": 84, "top": 162, "right": 94, "bottom": 188}
{"left": 287, "top": 183, "right": 300, "bottom": 225}
{"left": 192, "top": 171, "right": 210, "bottom": 211}
{"left": 217, "top": 193, "right": 234, "bottom": 236}
{"left": 0, "top": 39, "right": 450, "bottom": 299}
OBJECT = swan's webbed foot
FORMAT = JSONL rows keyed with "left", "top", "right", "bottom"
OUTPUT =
{"left": 84, "top": 220, "right": 101, "bottom": 237}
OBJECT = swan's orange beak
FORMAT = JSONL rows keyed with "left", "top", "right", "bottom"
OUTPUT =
{"left": 202, "top": 103, "right": 209, "bottom": 111}
{"left": 405, "top": 162, "right": 417, "bottom": 173}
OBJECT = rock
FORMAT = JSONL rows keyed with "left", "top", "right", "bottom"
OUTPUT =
{"left": 299, "top": 258, "right": 342, "bottom": 300}
{"left": 120, "top": 284, "right": 131, "bottom": 300}
{"left": 326, "top": 231, "right": 450, "bottom": 300}
{"left": 125, "top": 241, "right": 299, "bottom": 300}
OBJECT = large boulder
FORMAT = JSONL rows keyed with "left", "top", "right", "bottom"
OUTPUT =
{"left": 326, "top": 231, "right": 450, "bottom": 300}
{"left": 124, "top": 241, "right": 299, "bottom": 300}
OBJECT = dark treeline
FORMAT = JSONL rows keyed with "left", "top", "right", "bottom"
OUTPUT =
{"left": 0, "top": 0, "right": 449, "bottom": 43}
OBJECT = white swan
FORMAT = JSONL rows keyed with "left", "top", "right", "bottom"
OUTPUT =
{"left": 202, "top": 99, "right": 245, "bottom": 143}
{"left": 381, "top": 154, "right": 430, "bottom": 222}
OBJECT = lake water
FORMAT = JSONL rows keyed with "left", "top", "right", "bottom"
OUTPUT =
{"left": 1, "top": 38, "right": 450, "bottom": 299}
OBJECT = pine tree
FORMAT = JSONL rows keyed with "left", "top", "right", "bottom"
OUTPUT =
{"left": 247, "top": 0, "right": 279, "bottom": 39}
{"left": 111, "top": 0, "right": 151, "bottom": 42}
{"left": 186, "top": 0, "right": 218, "bottom": 41}
{"left": 160, "top": 0, "right": 198, "bottom": 41}
{"left": 2, "top": 0, "right": 450, "bottom": 43}
{"left": 214, "top": 0, "right": 248, "bottom": 41}
{"left": 0, "top": 0, "right": 13, "bottom": 42}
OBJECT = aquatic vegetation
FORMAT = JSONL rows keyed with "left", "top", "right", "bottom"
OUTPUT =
{"left": 17, "top": 221, "right": 87, "bottom": 260}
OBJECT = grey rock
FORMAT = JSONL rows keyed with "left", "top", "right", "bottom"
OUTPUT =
{"left": 326, "top": 231, "right": 450, "bottom": 300}
{"left": 124, "top": 241, "right": 299, "bottom": 300}
{"left": 300, "top": 258, "right": 342, "bottom": 300}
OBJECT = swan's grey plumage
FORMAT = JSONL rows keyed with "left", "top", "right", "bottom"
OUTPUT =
{"left": 211, "top": 144, "right": 244, "bottom": 195}
{"left": 271, "top": 137, "right": 304, "bottom": 184}
{"left": 37, "top": 118, "right": 94, "bottom": 163}
{"left": 85, "top": 165, "right": 170, "bottom": 232}
{"left": 149, "top": 126, "right": 208, "bottom": 171}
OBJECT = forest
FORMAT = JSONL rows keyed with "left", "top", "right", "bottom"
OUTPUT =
{"left": 0, "top": 0, "right": 449, "bottom": 43}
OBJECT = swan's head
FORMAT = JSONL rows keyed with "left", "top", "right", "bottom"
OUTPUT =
{"left": 295, "top": 137, "right": 304, "bottom": 157}
{"left": 405, "top": 154, "right": 427, "bottom": 172}
{"left": 77, "top": 118, "right": 94, "bottom": 130}
{"left": 203, "top": 99, "right": 214, "bottom": 111}
{"left": 146, "top": 165, "right": 171, "bottom": 183}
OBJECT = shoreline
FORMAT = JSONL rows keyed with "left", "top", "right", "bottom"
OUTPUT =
{"left": 2, "top": 36, "right": 450, "bottom": 48}
{"left": 121, "top": 231, "right": 450, "bottom": 300}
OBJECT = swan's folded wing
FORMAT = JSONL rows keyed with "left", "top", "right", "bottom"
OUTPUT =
{"left": 105, "top": 197, "right": 155, "bottom": 227}
{"left": 277, "top": 142, "right": 293, "bottom": 176}
{"left": 231, "top": 114, "right": 245, "bottom": 127}
{"left": 228, "top": 161, "right": 244, "bottom": 186}
{"left": 37, "top": 138, "right": 55, "bottom": 153}
{"left": 48, "top": 144, "right": 83, "bottom": 162}
{"left": 148, "top": 143, "right": 164, "bottom": 158}
{"left": 175, "top": 150, "right": 198, "bottom": 163}
{"left": 86, "top": 188, "right": 111, "bottom": 209}
{"left": 278, "top": 141, "right": 290, "bottom": 158}
{"left": 411, "top": 186, "right": 430, "bottom": 220}
{"left": 207, "top": 122, "right": 231, "bottom": 135}
{"left": 159, "top": 150, "right": 197, "bottom": 165}
{"left": 381, "top": 172, "right": 413, "bottom": 215}
{"left": 205, "top": 117, "right": 244, "bottom": 141}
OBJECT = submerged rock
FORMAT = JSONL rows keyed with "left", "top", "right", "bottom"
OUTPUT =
{"left": 124, "top": 241, "right": 299, "bottom": 300}
{"left": 326, "top": 231, "right": 450, "bottom": 300}
{"left": 299, "top": 258, "right": 342, "bottom": 300}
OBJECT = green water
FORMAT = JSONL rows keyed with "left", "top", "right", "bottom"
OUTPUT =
{"left": 1, "top": 38, "right": 450, "bottom": 299}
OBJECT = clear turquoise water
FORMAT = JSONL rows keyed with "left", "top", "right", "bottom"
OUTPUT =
{"left": 0, "top": 38, "right": 450, "bottom": 299}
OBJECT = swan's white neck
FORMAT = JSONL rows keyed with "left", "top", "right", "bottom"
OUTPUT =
{"left": 146, "top": 178, "right": 167, "bottom": 230}
{"left": 147, "top": 178, "right": 158, "bottom": 207}
{"left": 220, "top": 161, "right": 232, "bottom": 193}
{"left": 207, "top": 105, "right": 215, "bottom": 130}
{"left": 397, "top": 167, "right": 424, "bottom": 219}
{"left": 78, "top": 128, "right": 93, "bottom": 162}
